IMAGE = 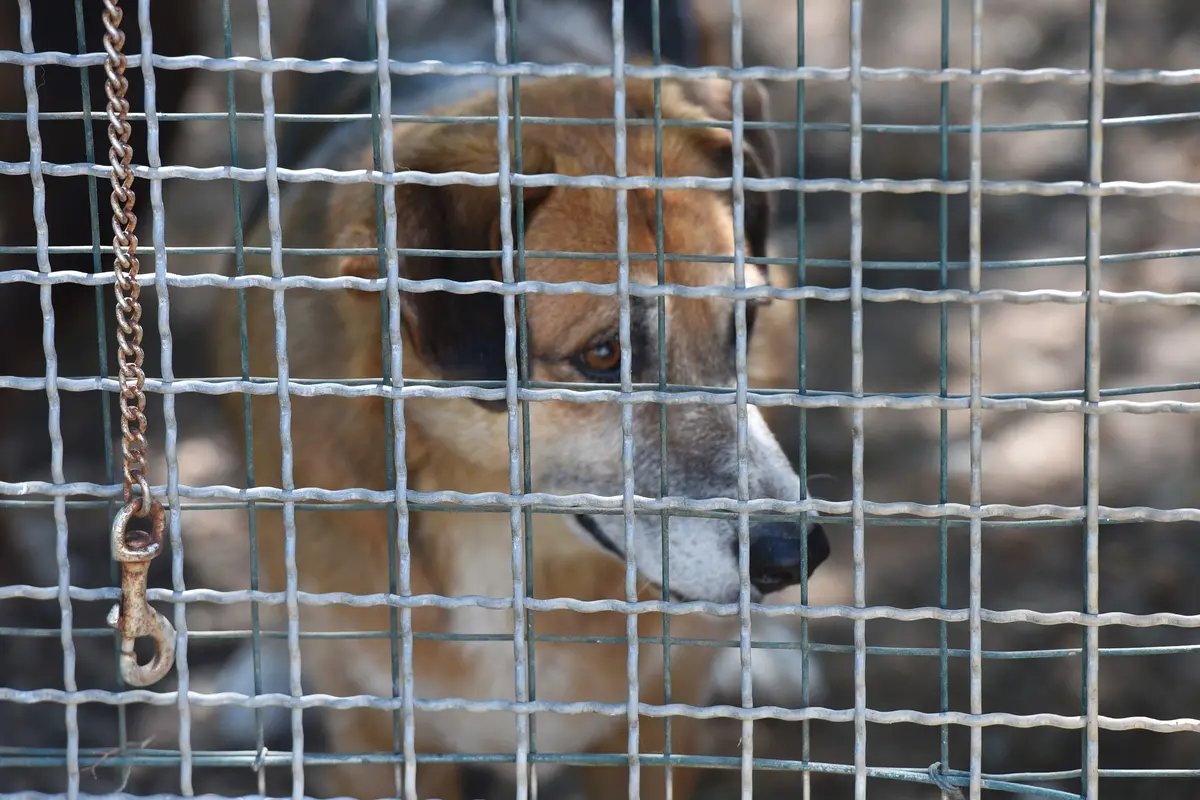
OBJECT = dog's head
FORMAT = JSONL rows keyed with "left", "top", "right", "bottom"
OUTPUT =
{"left": 334, "top": 76, "right": 829, "bottom": 604}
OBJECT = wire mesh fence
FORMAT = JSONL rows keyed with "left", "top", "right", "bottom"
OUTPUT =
{"left": 2, "top": 0, "right": 1200, "bottom": 799}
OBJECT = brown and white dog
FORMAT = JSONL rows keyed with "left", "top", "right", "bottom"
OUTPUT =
{"left": 213, "top": 71, "right": 829, "bottom": 800}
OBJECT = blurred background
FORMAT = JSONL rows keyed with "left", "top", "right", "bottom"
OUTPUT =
{"left": 2, "top": 0, "right": 1200, "bottom": 797}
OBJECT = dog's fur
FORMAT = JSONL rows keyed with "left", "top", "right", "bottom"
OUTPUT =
{"left": 213, "top": 74, "right": 827, "bottom": 799}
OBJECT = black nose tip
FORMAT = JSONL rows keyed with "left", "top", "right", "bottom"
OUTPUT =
{"left": 743, "top": 520, "right": 830, "bottom": 596}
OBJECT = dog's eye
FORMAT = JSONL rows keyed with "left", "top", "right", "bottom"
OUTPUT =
{"left": 576, "top": 338, "right": 622, "bottom": 378}
{"left": 728, "top": 302, "right": 762, "bottom": 354}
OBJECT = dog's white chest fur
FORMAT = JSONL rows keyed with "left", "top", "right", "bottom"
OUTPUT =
{"left": 350, "top": 530, "right": 644, "bottom": 780}
{"left": 416, "top": 606, "right": 628, "bottom": 766}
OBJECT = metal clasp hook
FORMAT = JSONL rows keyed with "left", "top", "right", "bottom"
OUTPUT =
{"left": 106, "top": 498, "right": 176, "bottom": 687}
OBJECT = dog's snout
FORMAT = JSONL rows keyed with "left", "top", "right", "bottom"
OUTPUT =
{"left": 739, "top": 520, "right": 831, "bottom": 596}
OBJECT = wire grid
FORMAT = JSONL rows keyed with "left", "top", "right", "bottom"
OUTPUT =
{"left": 4, "top": 0, "right": 1200, "bottom": 799}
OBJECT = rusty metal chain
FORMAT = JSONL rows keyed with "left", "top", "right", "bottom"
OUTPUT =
{"left": 101, "top": 0, "right": 176, "bottom": 688}
{"left": 106, "top": 2, "right": 147, "bottom": 509}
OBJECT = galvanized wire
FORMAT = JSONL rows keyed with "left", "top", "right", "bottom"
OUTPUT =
{"left": 6, "top": 156, "right": 1200, "bottom": 197}
{"left": 847, "top": 2, "right": 866, "bottom": 797}
{"left": 4, "top": 49, "right": 1199, "bottom": 86}
{"left": 249, "top": 2, "right": 305, "bottom": 797}
{"left": 135, "top": 0, "right": 191, "bottom": 786}
{"left": 489, "top": 1, "right": 533, "bottom": 797}
{"left": 967, "top": 2, "right": 985, "bottom": 797}
{"left": 16, "top": 2, "right": 78, "bottom": 799}
{"left": 1082, "top": 4, "right": 1108, "bottom": 799}
{"left": 505, "top": 4, "right": 545, "bottom": 795}
{"left": 10, "top": 475, "right": 1200, "bottom": 526}
{"left": 609, "top": 0, "right": 643, "bottom": 796}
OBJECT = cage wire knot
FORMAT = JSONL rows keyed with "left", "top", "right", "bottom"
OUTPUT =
{"left": 928, "top": 762, "right": 967, "bottom": 800}
{"left": 100, "top": 0, "right": 176, "bottom": 688}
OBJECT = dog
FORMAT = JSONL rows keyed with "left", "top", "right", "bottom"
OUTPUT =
{"left": 213, "top": 66, "right": 830, "bottom": 798}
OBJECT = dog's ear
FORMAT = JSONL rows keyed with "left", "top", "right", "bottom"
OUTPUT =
{"left": 675, "top": 78, "right": 779, "bottom": 264}
{"left": 336, "top": 140, "right": 556, "bottom": 388}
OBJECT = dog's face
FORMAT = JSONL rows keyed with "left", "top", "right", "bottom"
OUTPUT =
{"left": 336, "top": 76, "right": 829, "bottom": 604}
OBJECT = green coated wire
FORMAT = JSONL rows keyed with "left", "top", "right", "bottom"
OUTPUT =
{"left": 0, "top": 747, "right": 1112, "bottom": 798}
{"left": 4, "top": 623, "right": 1198, "bottom": 661}
{"left": 361, "top": 1, "right": 407, "bottom": 793}
{"left": 3, "top": 242, "right": 1197, "bottom": 272}
{"left": 222, "top": 1, "right": 267, "bottom": 791}
{"left": 650, "top": 1, "right": 675, "bottom": 795}
{"left": 938, "top": 0, "right": 952, "bottom": 793}
{"left": 795, "top": 1, "right": 813, "bottom": 798}
{"left": 6, "top": 108, "right": 1199, "bottom": 137}
{"left": 507, "top": 0, "right": 542, "bottom": 787}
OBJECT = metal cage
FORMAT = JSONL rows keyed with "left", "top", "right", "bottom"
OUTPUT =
{"left": 2, "top": 1, "right": 1199, "bottom": 799}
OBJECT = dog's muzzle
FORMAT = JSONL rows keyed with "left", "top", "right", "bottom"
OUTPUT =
{"left": 575, "top": 512, "right": 830, "bottom": 599}
{"left": 574, "top": 514, "right": 621, "bottom": 558}
{"left": 739, "top": 518, "right": 831, "bottom": 597}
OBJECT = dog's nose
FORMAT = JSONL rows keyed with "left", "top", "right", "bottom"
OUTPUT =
{"left": 740, "top": 520, "right": 830, "bottom": 596}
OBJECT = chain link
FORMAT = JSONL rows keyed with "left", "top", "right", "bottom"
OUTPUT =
{"left": 104, "top": 0, "right": 150, "bottom": 514}
{"left": 101, "top": 0, "right": 175, "bottom": 688}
